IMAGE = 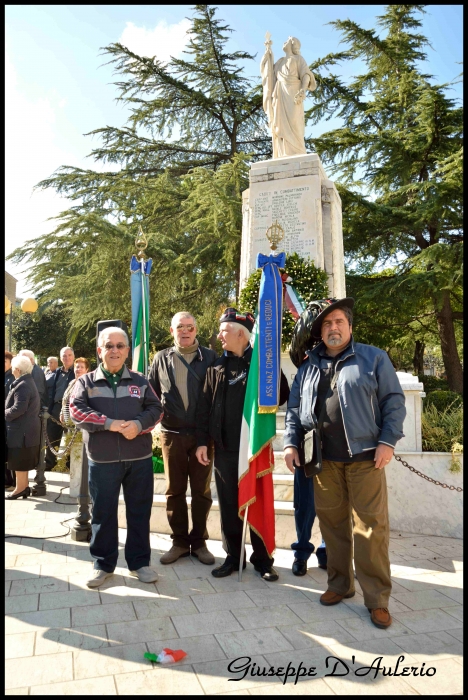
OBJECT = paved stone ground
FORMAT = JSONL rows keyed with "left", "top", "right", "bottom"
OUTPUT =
{"left": 5, "top": 473, "right": 463, "bottom": 695}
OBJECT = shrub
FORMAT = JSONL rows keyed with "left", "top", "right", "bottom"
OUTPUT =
{"left": 418, "top": 375, "right": 449, "bottom": 393}
{"left": 422, "top": 402, "right": 463, "bottom": 454}
{"left": 424, "top": 390, "right": 463, "bottom": 413}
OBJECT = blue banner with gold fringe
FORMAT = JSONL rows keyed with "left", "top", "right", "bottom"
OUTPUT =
{"left": 256, "top": 252, "right": 285, "bottom": 413}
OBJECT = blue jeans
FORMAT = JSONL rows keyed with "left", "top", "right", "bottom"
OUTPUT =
{"left": 292, "top": 465, "right": 327, "bottom": 564}
{"left": 88, "top": 457, "right": 153, "bottom": 572}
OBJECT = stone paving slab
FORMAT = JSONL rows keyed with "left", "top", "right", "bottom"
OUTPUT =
{"left": 4, "top": 473, "right": 464, "bottom": 695}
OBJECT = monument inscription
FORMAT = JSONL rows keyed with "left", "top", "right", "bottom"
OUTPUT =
{"left": 251, "top": 178, "right": 318, "bottom": 261}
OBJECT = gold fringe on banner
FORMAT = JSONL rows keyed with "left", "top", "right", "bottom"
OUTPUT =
{"left": 258, "top": 406, "right": 278, "bottom": 414}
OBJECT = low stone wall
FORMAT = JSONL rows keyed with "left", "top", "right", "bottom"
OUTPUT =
{"left": 387, "top": 451, "right": 463, "bottom": 539}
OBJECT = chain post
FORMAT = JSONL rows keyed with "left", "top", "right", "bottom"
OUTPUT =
{"left": 71, "top": 443, "right": 92, "bottom": 541}
{"left": 31, "top": 409, "right": 48, "bottom": 496}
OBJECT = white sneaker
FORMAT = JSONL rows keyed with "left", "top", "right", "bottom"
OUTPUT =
{"left": 86, "top": 570, "right": 114, "bottom": 588}
{"left": 128, "top": 566, "right": 158, "bottom": 583}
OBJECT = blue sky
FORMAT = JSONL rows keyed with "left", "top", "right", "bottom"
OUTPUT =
{"left": 6, "top": 4, "right": 463, "bottom": 295}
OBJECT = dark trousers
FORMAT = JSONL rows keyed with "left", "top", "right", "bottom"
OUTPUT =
{"left": 292, "top": 464, "right": 327, "bottom": 565}
{"left": 160, "top": 431, "right": 213, "bottom": 550}
{"left": 45, "top": 404, "right": 64, "bottom": 470}
{"left": 215, "top": 448, "right": 273, "bottom": 567}
{"left": 88, "top": 457, "right": 153, "bottom": 572}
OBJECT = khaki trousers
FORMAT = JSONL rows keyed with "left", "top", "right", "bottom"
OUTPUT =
{"left": 160, "top": 431, "right": 213, "bottom": 550}
{"left": 314, "top": 459, "right": 392, "bottom": 609}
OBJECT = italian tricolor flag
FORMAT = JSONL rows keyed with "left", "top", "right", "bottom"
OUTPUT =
{"left": 238, "top": 322, "right": 276, "bottom": 558}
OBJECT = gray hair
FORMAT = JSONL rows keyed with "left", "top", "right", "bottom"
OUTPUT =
{"left": 47, "top": 356, "right": 59, "bottom": 364}
{"left": 18, "top": 349, "right": 35, "bottom": 364}
{"left": 11, "top": 355, "right": 34, "bottom": 376}
{"left": 60, "top": 346, "right": 75, "bottom": 358}
{"left": 227, "top": 322, "right": 251, "bottom": 343}
{"left": 97, "top": 327, "right": 129, "bottom": 347}
{"left": 341, "top": 306, "right": 353, "bottom": 326}
{"left": 171, "top": 311, "right": 197, "bottom": 329}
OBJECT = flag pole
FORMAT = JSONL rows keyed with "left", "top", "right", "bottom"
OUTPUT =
{"left": 136, "top": 225, "right": 148, "bottom": 376}
{"left": 238, "top": 505, "right": 249, "bottom": 582}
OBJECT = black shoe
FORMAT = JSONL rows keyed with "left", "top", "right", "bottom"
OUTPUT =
{"left": 317, "top": 561, "right": 327, "bottom": 570}
{"left": 292, "top": 559, "right": 307, "bottom": 576}
{"left": 5, "top": 487, "right": 31, "bottom": 500}
{"left": 254, "top": 564, "right": 279, "bottom": 582}
{"left": 211, "top": 559, "right": 246, "bottom": 578}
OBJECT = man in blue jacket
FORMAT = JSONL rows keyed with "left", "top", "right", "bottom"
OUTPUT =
{"left": 284, "top": 298, "right": 405, "bottom": 629}
{"left": 71, "top": 327, "right": 163, "bottom": 588}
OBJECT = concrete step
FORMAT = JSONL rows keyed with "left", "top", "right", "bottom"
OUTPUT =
{"left": 154, "top": 471, "right": 294, "bottom": 502}
{"left": 118, "top": 493, "right": 322, "bottom": 551}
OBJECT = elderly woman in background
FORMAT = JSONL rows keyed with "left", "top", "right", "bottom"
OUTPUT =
{"left": 5, "top": 355, "right": 41, "bottom": 500}
{"left": 60, "top": 357, "right": 90, "bottom": 425}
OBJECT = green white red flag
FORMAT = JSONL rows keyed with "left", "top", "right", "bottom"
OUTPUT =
{"left": 238, "top": 321, "right": 276, "bottom": 558}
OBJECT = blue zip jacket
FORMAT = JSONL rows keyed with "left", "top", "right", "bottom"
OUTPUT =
{"left": 70, "top": 364, "right": 163, "bottom": 463}
{"left": 284, "top": 338, "right": 406, "bottom": 457}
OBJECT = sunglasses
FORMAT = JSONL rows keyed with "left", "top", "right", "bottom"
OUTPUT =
{"left": 102, "top": 343, "right": 127, "bottom": 351}
{"left": 176, "top": 324, "right": 195, "bottom": 332}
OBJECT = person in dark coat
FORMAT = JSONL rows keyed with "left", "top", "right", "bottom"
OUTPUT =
{"left": 5, "top": 351, "right": 16, "bottom": 490}
{"left": 5, "top": 355, "right": 41, "bottom": 500}
{"left": 18, "top": 350, "right": 48, "bottom": 407}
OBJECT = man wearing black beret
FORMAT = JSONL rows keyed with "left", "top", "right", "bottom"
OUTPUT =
{"left": 196, "top": 308, "right": 290, "bottom": 580}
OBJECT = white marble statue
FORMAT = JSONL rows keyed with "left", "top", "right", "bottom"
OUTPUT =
{"left": 261, "top": 33, "right": 316, "bottom": 158}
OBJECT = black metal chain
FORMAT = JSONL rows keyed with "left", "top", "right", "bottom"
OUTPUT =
{"left": 394, "top": 454, "right": 463, "bottom": 492}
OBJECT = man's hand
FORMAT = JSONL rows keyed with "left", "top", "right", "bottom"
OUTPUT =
{"left": 119, "top": 421, "right": 140, "bottom": 440}
{"left": 374, "top": 443, "right": 394, "bottom": 470}
{"left": 109, "top": 420, "right": 125, "bottom": 432}
{"left": 196, "top": 446, "right": 210, "bottom": 466}
{"left": 284, "top": 447, "right": 300, "bottom": 474}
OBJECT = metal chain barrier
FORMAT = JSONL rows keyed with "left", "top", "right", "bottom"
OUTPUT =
{"left": 394, "top": 454, "right": 463, "bottom": 492}
{"left": 42, "top": 414, "right": 80, "bottom": 459}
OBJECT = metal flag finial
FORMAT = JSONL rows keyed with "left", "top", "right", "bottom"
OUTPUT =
{"left": 135, "top": 225, "right": 148, "bottom": 259}
{"left": 266, "top": 220, "right": 284, "bottom": 251}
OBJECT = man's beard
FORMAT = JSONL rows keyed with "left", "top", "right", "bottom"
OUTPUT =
{"left": 326, "top": 335, "right": 342, "bottom": 346}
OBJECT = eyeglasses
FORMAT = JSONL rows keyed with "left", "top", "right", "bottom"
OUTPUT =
{"left": 176, "top": 324, "right": 195, "bottom": 332}
{"left": 102, "top": 343, "right": 127, "bottom": 351}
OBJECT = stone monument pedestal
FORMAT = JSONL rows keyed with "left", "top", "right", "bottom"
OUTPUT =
{"left": 240, "top": 153, "right": 345, "bottom": 297}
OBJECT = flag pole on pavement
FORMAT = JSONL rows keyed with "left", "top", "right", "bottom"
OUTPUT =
{"left": 130, "top": 226, "right": 152, "bottom": 376}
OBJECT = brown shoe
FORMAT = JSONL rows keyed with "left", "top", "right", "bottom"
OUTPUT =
{"left": 320, "top": 589, "right": 355, "bottom": 606}
{"left": 369, "top": 607, "right": 392, "bottom": 629}
{"left": 159, "top": 546, "right": 190, "bottom": 565}
{"left": 191, "top": 545, "right": 215, "bottom": 565}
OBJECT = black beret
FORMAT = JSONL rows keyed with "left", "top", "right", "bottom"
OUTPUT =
{"left": 219, "top": 307, "right": 255, "bottom": 332}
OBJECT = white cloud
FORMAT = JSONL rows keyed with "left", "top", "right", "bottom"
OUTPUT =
{"left": 119, "top": 18, "right": 191, "bottom": 62}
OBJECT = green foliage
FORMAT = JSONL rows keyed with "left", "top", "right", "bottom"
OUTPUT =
{"left": 418, "top": 375, "right": 449, "bottom": 393}
{"left": 307, "top": 5, "right": 463, "bottom": 392}
{"left": 424, "top": 390, "right": 463, "bottom": 413}
{"left": 238, "top": 253, "right": 329, "bottom": 349}
{"left": 10, "top": 304, "right": 97, "bottom": 364}
{"left": 422, "top": 402, "right": 463, "bottom": 454}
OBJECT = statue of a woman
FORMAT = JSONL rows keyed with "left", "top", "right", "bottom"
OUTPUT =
{"left": 261, "top": 35, "right": 316, "bottom": 158}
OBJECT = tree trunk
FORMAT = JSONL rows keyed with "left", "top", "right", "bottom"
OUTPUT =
{"left": 412, "top": 339, "right": 425, "bottom": 376}
{"left": 208, "top": 332, "right": 218, "bottom": 352}
{"left": 435, "top": 290, "right": 463, "bottom": 394}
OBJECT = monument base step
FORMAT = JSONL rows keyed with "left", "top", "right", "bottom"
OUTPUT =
{"left": 153, "top": 472, "right": 294, "bottom": 502}
{"left": 118, "top": 494, "right": 322, "bottom": 550}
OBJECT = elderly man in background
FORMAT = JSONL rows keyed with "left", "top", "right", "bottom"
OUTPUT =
{"left": 284, "top": 298, "right": 406, "bottom": 629}
{"left": 70, "top": 327, "right": 163, "bottom": 587}
{"left": 45, "top": 356, "right": 59, "bottom": 406}
{"left": 18, "top": 350, "right": 48, "bottom": 408}
{"left": 45, "top": 346, "right": 75, "bottom": 471}
{"left": 149, "top": 312, "right": 217, "bottom": 565}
